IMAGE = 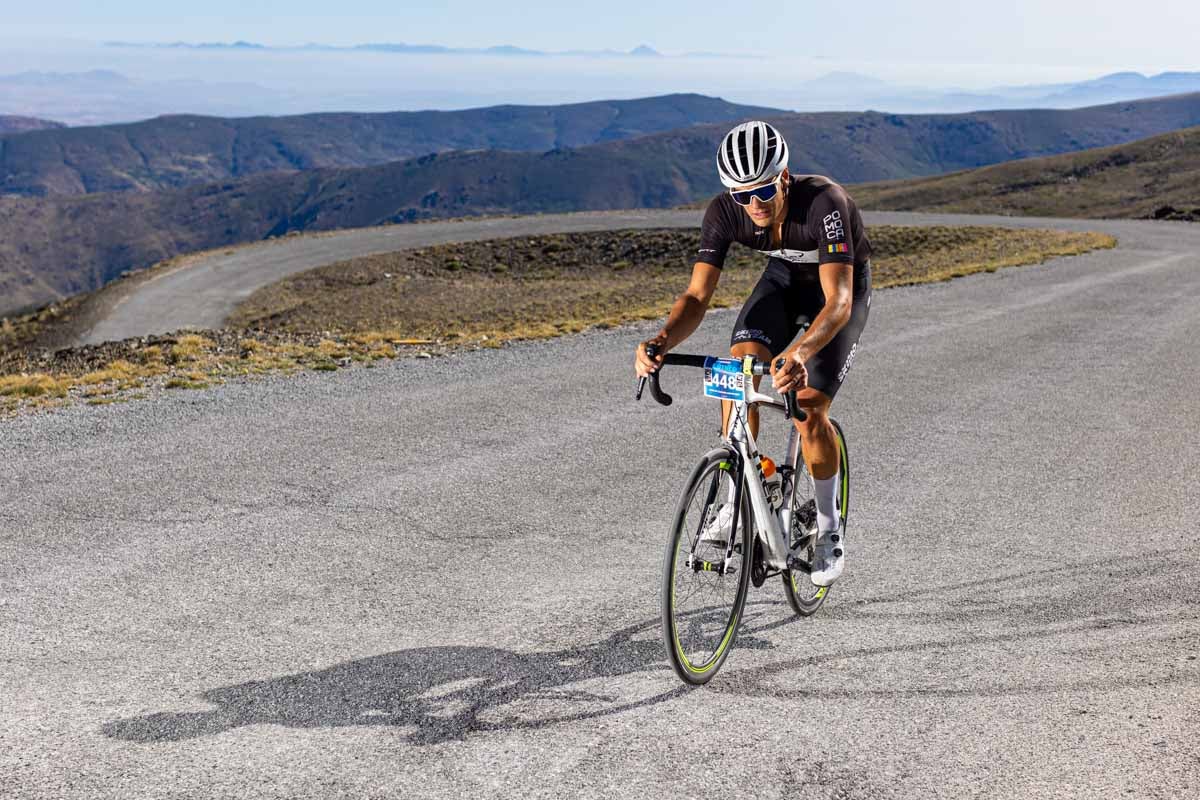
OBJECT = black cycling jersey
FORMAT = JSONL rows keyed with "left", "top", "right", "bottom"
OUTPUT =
{"left": 697, "top": 174, "right": 872, "bottom": 284}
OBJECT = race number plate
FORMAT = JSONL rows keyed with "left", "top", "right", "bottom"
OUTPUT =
{"left": 703, "top": 357, "right": 746, "bottom": 401}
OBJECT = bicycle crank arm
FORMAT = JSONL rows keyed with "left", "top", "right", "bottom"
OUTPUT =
{"left": 786, "top": 555, "right": 813, "bottom": 574}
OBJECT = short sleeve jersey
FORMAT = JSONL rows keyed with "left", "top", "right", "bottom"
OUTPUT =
{"left": 697, "top": 175, "right": 872, "bottom": 277}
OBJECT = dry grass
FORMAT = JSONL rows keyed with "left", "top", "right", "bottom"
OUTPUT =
{"left": 0, "top": 373, "right": 68, "bottom": 398}
{"left": 171, "top": 334, "right": 216, "bottom": 362}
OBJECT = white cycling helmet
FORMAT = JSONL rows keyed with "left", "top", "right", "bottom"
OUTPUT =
{"left": 716, "top": 120, "right": 789, "bottom": 188}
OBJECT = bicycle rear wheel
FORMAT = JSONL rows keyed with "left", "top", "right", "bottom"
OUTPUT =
{"left": 782, "top": 418, "right": 849, "bottom": 616}
{"left": 661, "top": 449, "right": 752, "bottom": 685}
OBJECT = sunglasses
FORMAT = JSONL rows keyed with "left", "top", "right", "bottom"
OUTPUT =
{"left": 729, "top": 177, "right": 781, "bottom": 206}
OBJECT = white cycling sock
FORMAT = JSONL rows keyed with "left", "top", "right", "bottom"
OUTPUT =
{"left": 814, "top": 473, "right": 840, "bottom": 532}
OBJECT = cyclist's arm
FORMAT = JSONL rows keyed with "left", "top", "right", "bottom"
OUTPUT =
{"left": 779, "top": 183, "right": 856, "bottom": 366}
{"left": 788, "top": 262, "right": 853, "bottom": 363}
{"left": 659, "top": 261, "right": 721, "bottom": 349}
{"left": 636, "top": 261, "right": 720, "bottom": 375}
{"left": 638, "top": 197, "right": 733, "bottom": 375}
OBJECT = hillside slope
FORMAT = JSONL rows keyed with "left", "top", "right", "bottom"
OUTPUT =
{"left": 0, "top": 94, "right": 780, "bottom": 197}
{"left": 853, "top": 125, "right": 1200, "bottom": 219}
{"left": 0, "top": 115, "right": 64, "bottom": 134}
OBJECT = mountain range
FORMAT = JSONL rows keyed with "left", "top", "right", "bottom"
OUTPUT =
{"left": 3, "top": 91, "right": 1200, "bottom": 316}
{"left": 104, "top": 40, "right": 671, "bottom": 58}
{"left": 7, "top": 91, "right": 1200, "bottom": 199}
{"left": 0, "top": 94, "right": 779, "bottom": 196}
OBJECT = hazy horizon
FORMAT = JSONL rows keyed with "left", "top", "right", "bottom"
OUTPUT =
{"left": 6, "top": 0, "right": 1199, "bottom": 68}
{"left": 2, "top": 16, "right": 1199, "bottom": 126}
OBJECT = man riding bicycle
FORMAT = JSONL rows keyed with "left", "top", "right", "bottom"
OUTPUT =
{"left": 634, "top": 120, "right": 871, "bottom": 587}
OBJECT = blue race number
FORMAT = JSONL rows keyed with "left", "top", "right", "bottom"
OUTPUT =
{"left": 703, "top": 357, "right": 746, "bottom": 401}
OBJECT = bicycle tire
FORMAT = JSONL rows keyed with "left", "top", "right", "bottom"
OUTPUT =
{"left": 661, "top": 449, "right": 752, "bottom": 685}
{"left": 782, "top": 418, "right": 849, "bottom": 616}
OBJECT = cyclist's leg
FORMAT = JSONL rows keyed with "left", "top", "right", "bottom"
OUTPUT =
{"left": 794, "top": 260, "right": 871, "bottom": 461}
{"left": 796, "top": 268, "right": 870, "bottom": 531}
{"left": 792, "top": 387, "right": 838, "bottom": 479}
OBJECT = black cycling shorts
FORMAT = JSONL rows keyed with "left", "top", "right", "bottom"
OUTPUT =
{"left": 730, "top": 258, "right": 871, "bottom": 399}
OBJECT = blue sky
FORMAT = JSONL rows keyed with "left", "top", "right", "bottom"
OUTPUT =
{"left": 5, "top": 0, "right": 1198, "bottom": 74}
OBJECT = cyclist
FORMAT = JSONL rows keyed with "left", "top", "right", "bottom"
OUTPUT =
{"left": 634, "top": 120, "right": 871, "bottom": 586}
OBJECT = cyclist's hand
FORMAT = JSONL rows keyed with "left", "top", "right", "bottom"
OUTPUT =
{"left": 635, "top": 336, "right": 668, "bottom": 377}
{"left": 771, "top": 350, "right": 808, "bottom": 394}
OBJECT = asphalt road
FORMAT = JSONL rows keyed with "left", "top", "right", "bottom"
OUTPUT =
{"left": 78, "top": 210, "right": 705, "bottom": 345}
{"left": 5, "top": 214, "right": 1199, "bottom": 798}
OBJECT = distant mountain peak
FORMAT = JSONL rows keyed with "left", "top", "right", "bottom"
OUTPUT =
{"left": 0, "top": 115, "right": 66, "bottom": 134}
{"left": 104, "top": 39, "right": 682, "bottom": 59}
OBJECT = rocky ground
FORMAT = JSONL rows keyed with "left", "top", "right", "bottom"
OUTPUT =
{"left": 1149, "top": 205, "right": 1200, "bottom": 222}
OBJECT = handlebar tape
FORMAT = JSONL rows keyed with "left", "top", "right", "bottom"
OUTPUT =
{"left": 643, "top": 344, "right": 673, "bottom": 406}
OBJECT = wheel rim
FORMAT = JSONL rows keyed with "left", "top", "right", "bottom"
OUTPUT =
{"left": 785, "top": 467, "right": 828, "bottom": 607}
{"left": 668, "top": 463, "right": 744, "bottom": 673}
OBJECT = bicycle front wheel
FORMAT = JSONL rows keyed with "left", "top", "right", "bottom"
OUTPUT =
{"left": 782, "top": 418, "right": 849, "bottom": 616}
{"left": 661, "top": 449, "right": 752, "bottom": 685}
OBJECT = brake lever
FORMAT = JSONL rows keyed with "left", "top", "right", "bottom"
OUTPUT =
{"left": 773, "top": 358, "right": 807, "bottom": 422}
{"left": 636, "top": 343, "right": 672, "bottom": 406}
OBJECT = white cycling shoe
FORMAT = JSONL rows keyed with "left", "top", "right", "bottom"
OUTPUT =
{"left": 809, "top": 523, "right": 845, "bottom": 587}
{"left": 699, "top": 503, "right": 735, "bottom": 547}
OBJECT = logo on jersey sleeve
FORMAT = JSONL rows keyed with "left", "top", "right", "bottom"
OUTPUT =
{"left": 827, "top": 243, "right": 849, "bottom": 254}
{"left": 823, "top": 210, "right": 845, "bottom": 241}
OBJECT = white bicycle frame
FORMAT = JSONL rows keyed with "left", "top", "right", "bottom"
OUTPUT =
{"left": 722, "top": 384, "right": 811, "bottom": 572}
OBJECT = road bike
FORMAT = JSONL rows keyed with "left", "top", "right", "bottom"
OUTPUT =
{"left": 636, "top": 347, "right": 849, "bottom": 685}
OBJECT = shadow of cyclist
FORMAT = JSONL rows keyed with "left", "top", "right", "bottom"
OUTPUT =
{"left": 102, "top": 615, "right": 691, "bottom": 747}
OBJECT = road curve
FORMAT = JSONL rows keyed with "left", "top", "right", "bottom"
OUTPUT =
{"left": 80, "top": 208, "right": 1162, "bottom": 345}
{"left": 79, "top": 210, "right": 705, "bottom": 345}
{"left": 6, "top": 215, "right": 1199, "bottom": 797}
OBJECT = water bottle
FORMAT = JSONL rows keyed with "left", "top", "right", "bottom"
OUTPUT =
{"left": 761, "top": 456, "right": 783, "bottom": 509}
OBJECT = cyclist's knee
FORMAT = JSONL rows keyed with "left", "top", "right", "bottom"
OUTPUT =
{"left": 793, "top": 388, "right": 832, "bottom": 434}
{"left": 730, "top": 340, "right": 770, "bottom": 360}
